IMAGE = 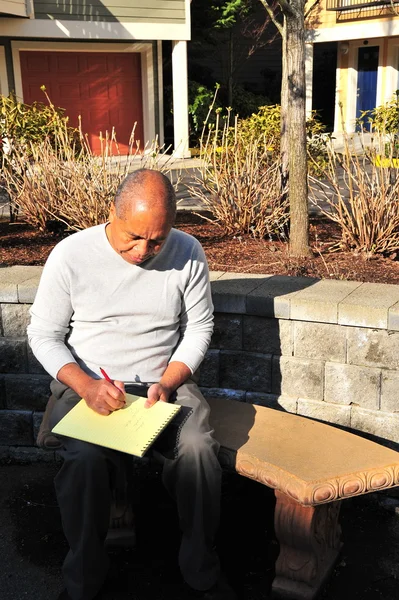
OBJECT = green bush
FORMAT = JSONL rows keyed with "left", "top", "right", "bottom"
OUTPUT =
{"left": 230, "top": 85, "right": 271, "bottom": 119}
{"left": 358, "top": 92, "right": 399, "bottom": 137}
{"left": 188, "top": 82, "right": 222, "bottom": 136}
{"left": 0, "top": 90, "right": 79, "bottom": 164}
{"left": 236, "top": 104, "right": 329, "bottom": 173}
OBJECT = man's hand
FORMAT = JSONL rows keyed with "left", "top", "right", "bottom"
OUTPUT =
{"left": 57, "top": 363, "right": 126, "bottom": 416}
{"left": 144, "top": 361, "right": 192, "bottom": 408}
{"left": 145, "top": 383, "right": 171, "bottom": 408}
{"left": 84, "top": 379, "right": 126, "bottom": 416}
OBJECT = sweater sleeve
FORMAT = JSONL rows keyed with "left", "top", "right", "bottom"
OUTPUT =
{"left": 169, "top": 242, "right": 214, "bottom": 373}
{"left": 27, "top": 246, "right": 78, "bottom": 379}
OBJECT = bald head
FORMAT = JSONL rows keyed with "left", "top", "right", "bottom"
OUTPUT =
{"left": 114, "top": 169, "right": 176, "bottom": 223}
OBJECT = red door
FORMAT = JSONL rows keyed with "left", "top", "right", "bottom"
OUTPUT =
{"left": 20, "top": 51, "right": 144, "bottom": 155}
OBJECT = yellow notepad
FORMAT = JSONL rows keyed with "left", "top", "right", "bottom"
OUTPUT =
{"left": 52, "top": 393, "right": 181, "bottom": 457}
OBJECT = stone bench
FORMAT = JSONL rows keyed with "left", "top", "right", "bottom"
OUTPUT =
{"left": 37, "top": 395, "right": 399, "bottom": 600}
{"left": 207, "top": 396, "right": 399, "bottom": 600}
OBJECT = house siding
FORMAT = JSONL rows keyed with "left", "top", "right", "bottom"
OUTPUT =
{"left": 0, "top": 0, "right": 27, "bottom": 17}
{"left": 32, "top": 0, "right": 186, "bottom": 23}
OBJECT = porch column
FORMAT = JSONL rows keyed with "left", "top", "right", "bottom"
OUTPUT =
{"left": 305, "top": 42, "right": 314, "bottom": 119}
{"left": 0, "top": 46, "right": 9, "bottom": 96}
{"left": 171, "top": 40, "right": 191, "bottom": 159}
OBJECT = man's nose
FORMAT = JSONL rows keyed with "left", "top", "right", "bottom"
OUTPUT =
{"left": 135, "top": 240, "right": 151, "bottom": 256}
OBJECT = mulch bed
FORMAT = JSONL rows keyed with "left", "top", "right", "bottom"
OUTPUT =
{"left": 2, "top": 212, "right": 399, "bottom": 285}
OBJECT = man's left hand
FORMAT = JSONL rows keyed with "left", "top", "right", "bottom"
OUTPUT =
{"left": 145, "top": 383, "right": 171, "bottom": 408}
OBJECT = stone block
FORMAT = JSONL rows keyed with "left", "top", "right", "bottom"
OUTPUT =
{"left": 388, "top": 300, "right": 399, "bottom": 331}
{"left": 294, "top": 322, "right": 346, "bottom": 363}
{"left": 27, "top": 345, "right": 47, "bottom": 375}
{"left": 291, "top": 279, "right": 361, "bottom": 324}
{"left": 0, "top": 410, "right": 33, "bottom": 446}
{"left": 0, "top": 338, "right": 27, "bottom": 373}
{"left": 209, "top": 271, "right": 225, "bottom": 282}
{"left": 243, "top": 316, "right": 292, "bottom": 356}
{"left": 347, "top": 328, "right": 399, "bottom": 370}
{"left": 9, "top": 446, "right": 56, "bottom": 463}
{"left": 338, "top": 282, "right": 399, "bottom": 329}
{"left": 246, "top": 275, "right": 317, "bottom": 319}
{"left": 198, "top": 349, "right": 220, "bottom": 388}
{"left": 272, "top": 356, "right": 324, "bottom": 400}
{"left": 33, "top": 411, "right": 44, "bottom": 441}
{"left": 200, "top": 387, "right": 246, "bottom": 403}
{"left": 211, "top": 273, "right": 269, "bottom": 313}
{"left": 0, "top": 266, "right": 42, "bottom": 303}
{"left": 210, "top": 313, "right": 242, "bottom": 350}
{"left": 18, "top": 273, "right": 43, "bottom": 303}
{"left": 324, "top": 362, "right": 380, "bottom": 409}
{"left": 0, "top": 377, "right": 5, "bottom": 408}
{"left": 351, "top": 406, "right": 399, "bottom": 444}
{"left": 4, "top": 375, "right": 51, "bottom": 411}
{"left": 246, "top": 392, "right": 297, "bottom": 413}
{"left": 220, "top": 350, "right": 272, "bottom": 393}
{"left": 1, "top": 303, "right": 31, "bottom": 336}
{"left": 381, "top": 371, "right": 399, "bottom": 413}
{"left": 297, "top": 398, "right": 351, "bottom": 427}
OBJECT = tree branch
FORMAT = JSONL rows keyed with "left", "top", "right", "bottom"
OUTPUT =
{"left": 305, "top": 0, "right": 321, "bottom": 19}
{"left": 277, "top": 0, "right": 296, "bottom": 17}
{"left": 258, "top": 0, "right": 284, "bottom": 36}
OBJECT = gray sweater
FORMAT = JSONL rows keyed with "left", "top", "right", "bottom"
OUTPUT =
{"left": 28, "top": 224, "right": 214, "bottom": 384}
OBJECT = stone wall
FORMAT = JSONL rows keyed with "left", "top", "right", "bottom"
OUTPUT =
{"left": 1, "top": 267, "right": 399, "bottom": 460}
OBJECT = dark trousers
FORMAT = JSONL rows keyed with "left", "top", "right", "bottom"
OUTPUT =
{"left": 49, "top": 379, "right": 222, "bottom": 600}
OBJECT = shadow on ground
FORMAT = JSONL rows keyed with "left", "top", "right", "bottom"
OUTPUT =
{"left": 0, "top": 461, "right": 398, "bottom": 600}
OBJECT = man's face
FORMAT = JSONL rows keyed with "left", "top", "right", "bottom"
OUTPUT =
{"left": 107, "top": 203, "right": 173, "bottom": 266}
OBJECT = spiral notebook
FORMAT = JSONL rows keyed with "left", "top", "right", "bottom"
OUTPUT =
{"left": 52, "top": 393, "right": 181, "bottom": 457}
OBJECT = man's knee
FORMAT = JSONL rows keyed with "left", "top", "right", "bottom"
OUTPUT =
{"left": 61, "top": 439, "right": 111, "bottom": 471}
{"left": 178, "top": 428, "right": 220, "bottom": 465}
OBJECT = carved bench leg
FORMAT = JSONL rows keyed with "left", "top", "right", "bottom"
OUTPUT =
{"left": 272, "top": 491, "right": 342, "bottom": 600}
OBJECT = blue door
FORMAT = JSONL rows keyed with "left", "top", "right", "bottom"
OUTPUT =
{"left": 356, "top": 46, "right": 379, "bottom": 131}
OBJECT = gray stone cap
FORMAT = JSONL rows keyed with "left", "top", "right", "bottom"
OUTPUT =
{"left": 0, "top": 266, "right": 43, "bottom": 303}
{"left": 208, "top": 396, "right": 399, "bottom": 506}
{"left": 3, "top": 266, "right": 399, "bottom": 330}
{"left": 210, "top": 271, "right": 399, "bottom": 330}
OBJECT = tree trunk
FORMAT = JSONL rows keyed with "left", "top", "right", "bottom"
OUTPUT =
{"left": 280, "top": 20, "right": 289, "bottom": 192}
{"left": 227, "top": 30, "right": 234, "bottom": 108}
{"left": 285, "top": 1, "right": 311, "bottom": 257}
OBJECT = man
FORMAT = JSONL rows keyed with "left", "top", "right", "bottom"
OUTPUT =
{"left": 28, "top": 169, "right": 236, "bottom": 600}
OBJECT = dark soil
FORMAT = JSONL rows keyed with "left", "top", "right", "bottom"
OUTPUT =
{"left": 2, "top": 213, "right": 399, "bottom": 284}
{"left": 0, "top": 461, "right": 398, "bottom": 600}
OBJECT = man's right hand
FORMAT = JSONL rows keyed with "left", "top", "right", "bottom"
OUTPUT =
{"left": 83, "top": 379, "right": 126, "bottom": 416}
{"left": 57, "top": 363, "right": 126, "bottom": 416}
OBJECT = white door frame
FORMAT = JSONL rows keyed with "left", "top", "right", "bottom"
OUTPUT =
{"left": 345, "top": 39, "right": 384, "bottom": 133}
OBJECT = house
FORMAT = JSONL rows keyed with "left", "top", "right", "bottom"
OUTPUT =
{"left": 0, "top": 0, "right": 191, "bottom": 157}
{"left": 306, "top": 0, "right": 399, "bottom": 135}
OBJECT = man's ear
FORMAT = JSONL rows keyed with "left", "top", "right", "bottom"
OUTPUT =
{"left": 108, "top": 203, "right": 116, "bottom": 222}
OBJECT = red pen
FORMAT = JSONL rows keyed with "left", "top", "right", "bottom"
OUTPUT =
{"left": 100, "top": 367, "right": 116, "bottom": 386}
{"left": 100, "top": 368, "right": 125, "bottom": 404}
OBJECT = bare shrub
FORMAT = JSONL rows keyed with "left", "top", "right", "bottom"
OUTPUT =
{"left": 309, "top": 131, "right": 399, "bottom": 256}
{"left": 2, "top": 124, "right": 179, "bottom": 232}
{"left": 188, "top": 110, "right": 288, "bottom": 239}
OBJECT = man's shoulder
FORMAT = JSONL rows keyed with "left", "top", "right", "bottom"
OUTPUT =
{"left": 53, "top": 224, "right": 105, "bottom": 250}
{"left": 47, "top": 224, "right": 106, "bottom": 264}
{"left": 169, "top": 227, "right": 202, "bottom": 250}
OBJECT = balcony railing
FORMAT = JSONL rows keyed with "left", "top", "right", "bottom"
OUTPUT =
{"left": 326, "top": 0, "right": 399, "bottom": 20}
